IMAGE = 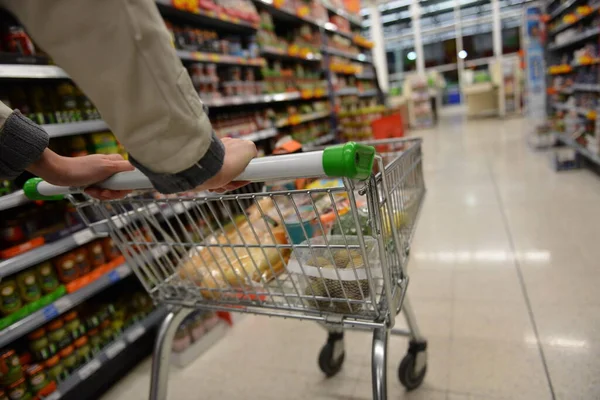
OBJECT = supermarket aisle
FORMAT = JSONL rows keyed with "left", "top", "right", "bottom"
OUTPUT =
{"left": 102, "top": 109, "right": 600, "bottom": 400}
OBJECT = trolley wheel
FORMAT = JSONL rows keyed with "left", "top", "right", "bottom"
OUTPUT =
{"left": 398, "top": 341, "right": 427, "bottom": 391}
{"left": 318, "top": 332, "right": 345, "bottom": 377}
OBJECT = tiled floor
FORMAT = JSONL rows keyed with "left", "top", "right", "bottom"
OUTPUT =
{"left": 101, "top": 108, "right": 600, "bottom": 400}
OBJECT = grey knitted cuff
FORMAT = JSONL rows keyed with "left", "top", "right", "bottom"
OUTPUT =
{"left": 0, "top": 111, "right": 49, "bottom": 180}
{"left": 130, "top": 132, "right": 225, "bottom": 194}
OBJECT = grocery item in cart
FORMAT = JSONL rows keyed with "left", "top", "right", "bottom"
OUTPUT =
{"left": 287, "top": 236, "right": 380, "bottom": 314}
{"left": 178, "top": 222, "right": 289, "bottom": 298}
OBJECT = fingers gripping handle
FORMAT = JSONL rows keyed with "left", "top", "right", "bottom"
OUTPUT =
{"left": 24, "top": 142, "right": 375, "bottom": 200}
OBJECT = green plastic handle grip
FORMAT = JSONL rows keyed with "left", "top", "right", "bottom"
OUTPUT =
{"left": 322, "top": 142, "right": 375, "bottom": 180}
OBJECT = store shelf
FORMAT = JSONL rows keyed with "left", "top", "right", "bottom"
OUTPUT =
{"left": 359, "top": 89, "right": 378, "bottom": 97}
{"left": 0, "top": 190, "right": 29, "bottom": 211}
{"left": 322, "top": 47, "right": 372, "bottom": 63}
{"left": 0, "top": 264, "right": 130, "bottom": 347}
{"left": 260, "top": 47, "right": 322, "bottom": 62}
{"left": 572, "top": 83, "right": 600, "bottom": 92}
{"left": 0, "top": 64, "right": 68, "bottom": 79}
{"left": 242, "top": 128, "right": 278, "bottom": 142}
{"left": 204, "top": 92, "right": 298, "bottom": 107}
{"left": 356, "top": 73, "right": 375, "bottom": 80}
{"left": 550, "top": 5, "right": 600, "bottom": 35}
{"left": 155, "top": 0, "right": 258, "bottom": 33}
{"left": 556, "top": 133, "right": 600, "bottom": 166}
{"left": 47, "top": 307, "right": 168, "bottom": 400}
{"left": 552, "top": 102, "right": 572, "bottom": 111}
{"left": 176, "top": 49, "right": 265, "bottom": 66}
{"left": 251, "top": 0, "right": 324, "bottom": 29}
{"left": 335, "top": 87, "right": 359, "bottom": 96}
{"left": 321, "top": 0, "right": 362, "bottom": 27}
{"left": 549, "top": 0, "right": 582, "bottom": 20}
{"left": 0, "top": 228, "right": 100, "bottom": 279}
{"left": 548, "top": 27, "right": 600, "bottom": 51}
{"left": 42, "top": 120, "right": 110, "bottom": 138}
{"left": 275, "top": 111, "right": 331, "bottom": 128}
{"left": 552, "top": 103, "right": 596, "bottom": 117}
{"left": 303, "top": 132, "right": 336, "bottom": 148}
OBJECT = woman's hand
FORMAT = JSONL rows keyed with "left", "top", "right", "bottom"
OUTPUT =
{"left": 198, "top": 137, "right": 257, "bottom": 193}
{"left": 27, "top": 149, "right": 134, "bottom": 200}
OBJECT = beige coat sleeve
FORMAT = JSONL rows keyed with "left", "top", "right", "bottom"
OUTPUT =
{"left": 1, "top": 0, "right": 214, "bottom": 175}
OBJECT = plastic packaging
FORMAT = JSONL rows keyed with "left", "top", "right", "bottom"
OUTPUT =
{"left": 287, "top": 236, "right": 380, "bottom": 314}
{"left": 44, "top": 355, "right": 66, "bottom": 382}
{"left": 36, "top": 262, "right": 59, "bottom": 294}
{"left": 0, "top": 350, "right": 22, "bottom": 386}
{"left": 47, "top": 320, "right": 71, "bottom": 350}
{"left": 25, "top": 364, "right": 49, "bottom": 393}
{"left": 16, "top": 270, "right": 41, "bottom": 303}
{"left": 28, "top": 328, "right": 56, "bottom": 361}
{"left": 0, "top": 280, "right": 22, "bottom": 316}
{"left": 63, "top": 311, "right": 85, "bottom": 341}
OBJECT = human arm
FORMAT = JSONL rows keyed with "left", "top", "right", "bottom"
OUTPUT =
{"left": 1, "top": 0, "right": 254, "bottom": 193}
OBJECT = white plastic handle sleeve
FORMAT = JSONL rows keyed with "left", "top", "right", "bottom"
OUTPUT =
{"left": 24, "top": 142, "right": 375, "bottom": 200}
{"left": 26, "top": 151, "right": 326, "bottom": 198}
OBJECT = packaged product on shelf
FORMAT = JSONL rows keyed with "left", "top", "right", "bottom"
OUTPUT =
{"left": 99, "top": 319, "right": 114, "bottom": 344}
{"left": 101, "top": 237, "right": 121, "bottom": 261}
{"left": 0, "top": 279, "right": 22, "bottom": 317}
{"left": 35, "top": 262, "right": 60, "bottom": 295}
{"left": 24, "top": 364, "right": 48, "bottom": 393}
{"left": 3, "top": 25, "right": 35, "bottom": 56}
{"left": 86, "top": 241, "right": 106, "bottom": 268}
{"left": 0, "top": 181, "right": 12, "bottom": 197}
{"left": 28, "top": 328, "right": 57, "bottom": 362}
{"left": 73, "top": 336, "right": 92, "bottom": 365}
{"left": 74, "top": 247, "right": 91, "bottom": 276}
{"left": 5, "top": 377, "right": 30, "bottom": 400}
{"left": 58, "top": 345, "right": 78, "bottom": 373}
{"left": 0, "top": 349, "right": 22, "bottom": 386}
{"left": 53, "top": 252, "right": 79, "bottom": 284}
{"left": 15, "top": 270, "right": 41, "bottom": 304}
{"left": 0, "top": 389, "right": 6, "bottom": 400}
{"left": 87, "top": 329, "right": 102, "bottom": 354}
{"left": 44, "top": 354, "right": 67, "bottom": 383}
{"left": 63, "top": 311, "right": 86, "bottom": 341}
{"left": 89, "top": 132, "right": 120, "bottom": 155}
{"left": 47, "top": 319, "right": 72, "bottom": 350}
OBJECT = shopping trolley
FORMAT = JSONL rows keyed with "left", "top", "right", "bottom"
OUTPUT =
{"left": 24, "top": 137, "right": 427, "bottom": 400}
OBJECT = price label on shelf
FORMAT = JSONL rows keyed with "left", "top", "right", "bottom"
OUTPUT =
{"left": 74, "top": 229, "right": 95, "bottom": 246}
{"left": 209, "top": 54, "right": 220, "bottom": 62}
{"left": 54, "top": 296, "right": 73, "bottom": 312}
{"left": 44, "top": 391, "right": 62, "bottom": 400}
{"left": 78, "top": 359, "right": 102, "bottom": 380}
{"left": 116, "top": 264, "right": 131, "bottom": 278}
{"left": 126, "top": 325, "right": 146, "bottom": 343}
{"left": 43, "top": 304, "right": 59, "bottom": 321}
{"left": 105, "top": 340, "right": 127, "bottom": 359}
{"left": 107, "top": 269, "right": 121, "bottom": 283}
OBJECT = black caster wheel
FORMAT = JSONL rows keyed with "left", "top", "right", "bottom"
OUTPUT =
{"left": 318, "top": 332, "right": 345, "bottom": 377}
{"left": 398, "top": 341, "right": 427, "bottom": 391}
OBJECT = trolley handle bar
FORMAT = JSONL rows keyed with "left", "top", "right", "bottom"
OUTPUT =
{"left": 24, "top": 142, "right": 375, "bottom": 200}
